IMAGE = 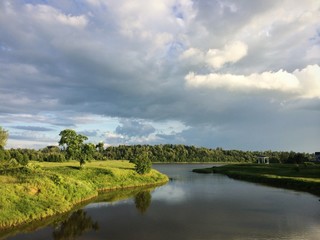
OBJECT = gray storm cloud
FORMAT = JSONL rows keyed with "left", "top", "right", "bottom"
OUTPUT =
{"left": 0, "top": 0, "right": 319, "bottom": 151}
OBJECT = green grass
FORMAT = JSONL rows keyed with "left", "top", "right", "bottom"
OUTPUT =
{"left": 0, "top": 160, "right": 168, "bottom": 230}
{"left": 193, "top": 163, "right": 320, "bottom": 196}
{"left": 0, "top": 185, "right": 157, "bottom": 239}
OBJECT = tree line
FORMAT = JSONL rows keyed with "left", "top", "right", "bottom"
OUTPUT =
{"left": 0, "top": 143, "right": 314, "bottom": 165}
{"left": 0, "top": 127, "right": 316, "bottom": 166}
{"left": 104, "top": 144, "right": 314, "bottom": 164}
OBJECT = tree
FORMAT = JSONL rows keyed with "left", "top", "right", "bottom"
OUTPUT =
{"left": 58, "top": 129, "right": 88, "bottom": 166}
{"left": 79, "top": 143, "right": 96, "bottom": 167}
{"left": 0, "top": 127, "right": 9, "bottom": 149}
{"left": 42, "top": 146, "right": 61, "bottom": 153}
{"left": 96, "top": 142, "right": 104, "bottom": 153}
{"left": 134, "top": 150, "right": 152, "bottom": 175}
{"left": 44, "top": 153, "right": 66, "bottom": 162}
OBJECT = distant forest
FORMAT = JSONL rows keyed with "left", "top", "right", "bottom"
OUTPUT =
{"left": 0, "top": 144, "right": 315, "bottom": 165}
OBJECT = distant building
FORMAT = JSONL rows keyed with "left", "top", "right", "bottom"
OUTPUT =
{"left": 257, "top": 156, "right": 269, "bottom": 164}
{"left": 315, "top": 152, "right": 320, "bottom": 162}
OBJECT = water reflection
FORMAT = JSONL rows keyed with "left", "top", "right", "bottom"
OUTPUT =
{"left": 52, "top": 187, "right": 155, "bottom": 239}
{"left": 152, "top": 184, "right": 187, "bottom": 203}
{"left": 134, "top": 190, "right": 152, "bottom": 214}
{"left": 3, "top": 186, "right": 157, "bottom": 240}
{"left": 4, "top": 164, "right": 320, "bottom": 240}
{"left": 52, "top": 210, "right": 98, "bottom": 240}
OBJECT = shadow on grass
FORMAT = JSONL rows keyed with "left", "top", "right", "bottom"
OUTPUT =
{"left": 116, "top": 167, "right": 133, "bottom": 170}
{"left": 66, "top": 166, "right": 114, "bottom": 176}
{"left": 66, "top": 166, "right": 81, "bottom": 170}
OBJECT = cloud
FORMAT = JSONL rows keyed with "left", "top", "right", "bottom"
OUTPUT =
{"left": 1, "top": 1, "right": 320, "bottom": 151}
{"left": 99, "top": 0, "right": 196, "bottom": 57}
{"left": 180, "top": 41, "right": 248, "bottom": 69}
{"left": 103, "top": 130, "right": 158, "bottom": 146}
{"left": 9, "top": 133, "right": 53, "bottom": 142}
{"left": 152, "top": 185, "right": 187, "bottom": 204}
{"left": 25, "top": 4, "right": 88, "bottom": 28}
{"left": 116, "top": 119, "right": 155, "bottom": 137}
{"left": 156, "top": 133, "right": 183, "bottom": 142}
{"left": 8, "top": 129, "right": 58, "bottom": 149}
{"left": 103, "top": 119, "right": 158, "bottom": 145}
{"left": 293, "top": 65, "right": 320, "bottom": 98}
{"left": 180, "top": 47, "right": 204, "bottom": 64}
{"left": 78, "top": 130, "right": 99, "bottom": 137}
{"left": 12, "top": 126, "right": 53, "bottom": 132}
{"left": 205, "top": 41, "right": 248, "bottom": 69}
{"left": 101, "top": 119, "right": 189, "bottom": 146}
{"left": 185, "top": 65, "right": 320, "bottom": 98}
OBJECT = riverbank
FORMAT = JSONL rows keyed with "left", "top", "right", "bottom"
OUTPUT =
{"left": 0, "top": 160, "right": 168, "bottom": 230}
{"left": 193, "top": 164, "right": 320, "bottom": 196}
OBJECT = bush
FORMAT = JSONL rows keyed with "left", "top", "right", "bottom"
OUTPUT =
{"left": 304, "top": 162, "right": 315, "bottom": 167}
{"left": 134, "top": 152, "right": 152, "bottom": 175}
{"left": 0, "top": 158, "right": 20, "bottom": 170}
{"left": 44, "top": 153, "right": 66, "bottom": 162}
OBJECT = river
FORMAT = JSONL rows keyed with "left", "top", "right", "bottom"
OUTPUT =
{"left": 4, "top": 164, "right": 320, "bottom": 240}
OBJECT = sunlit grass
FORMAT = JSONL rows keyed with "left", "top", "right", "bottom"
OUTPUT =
{"left": 193, "top": 163, "right": 320, "bottom": 196}
{"left": 0, "top": 160, "right": 168, "bottom": 230}
{"left": 0, "top": 175, "right": 17, "bottom": 184}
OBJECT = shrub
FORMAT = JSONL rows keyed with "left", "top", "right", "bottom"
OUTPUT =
{"left": 134, "top": 152, "right": 152, "bottom": 175}
{"left": 0, "top": 158, "right": 20, "bottom": 170}
{"left": 44, "top": 153, "right": 66, "bottom": 162}
{"left": 51, "top": 174, "right": 64, "bottom": 185}
{"left": 304, "top": 162, "right": 315, "bottom": 167}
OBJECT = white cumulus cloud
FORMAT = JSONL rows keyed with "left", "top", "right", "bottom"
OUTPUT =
{"left": 185, "top": 65, "right": 320, "bottom": 98}
{"left": 181, "top": 41, "right": 248, "bottom": 69}
{"left": 25, "top": 4, "right": 88, "bottom": 28}
{"left": 205, "top": 41, "right": 248, "bottom": 69}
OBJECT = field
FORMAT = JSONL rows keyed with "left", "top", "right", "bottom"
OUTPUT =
{"left": 0, "top": 160, "right": 168, "bottom": 230}
{"left": 193, "top": 163, "right": 320, "bottom": 196}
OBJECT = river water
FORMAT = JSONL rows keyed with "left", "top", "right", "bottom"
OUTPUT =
{"left": 4, "top": 164, "right": 320, "bottom": 240}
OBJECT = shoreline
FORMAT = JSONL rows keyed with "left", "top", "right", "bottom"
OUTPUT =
{"left": 193, "top": 164, "right": 320, "bottom": 197}
{"left": 0, "top": 182, "right": 167, "bottom": 239}
{"left": 0, "top": 161, "right": 168, "bottom": 231}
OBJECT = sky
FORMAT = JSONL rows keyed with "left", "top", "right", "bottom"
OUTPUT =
{"left": 0, "top": 0, "right": 319, "bottom": 152}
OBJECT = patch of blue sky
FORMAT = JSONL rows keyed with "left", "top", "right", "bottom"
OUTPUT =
{"left": 152, "top": 120, "right": 189, "bottom": 135}
{"left": 172, "top": 5, "right": 184, "bottom": 20}
{"left": 21, "top": 0, "right": 48, "bottom": 4}
{"left": 0, "top": 44, "right": 12, "bottom": 52}
{"left": 165, "top": 41, "right": 186, "bottom": 59}
{"left": 309, "top": 28, "right": 320, "bottom": 43}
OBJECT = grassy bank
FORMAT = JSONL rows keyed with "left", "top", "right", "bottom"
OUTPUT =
{"left": 0, "top": 185, "right": 157, "bottom": 239}
{"left": 0, "top": 160, "right": 168, "bottom": 230}
{"left": 193, "top": 164, "right": 320, "bottom": 196}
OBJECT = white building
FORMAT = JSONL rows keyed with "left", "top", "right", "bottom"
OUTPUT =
{"left": 257, "top": 156, "right": 269, "bottom": 164}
